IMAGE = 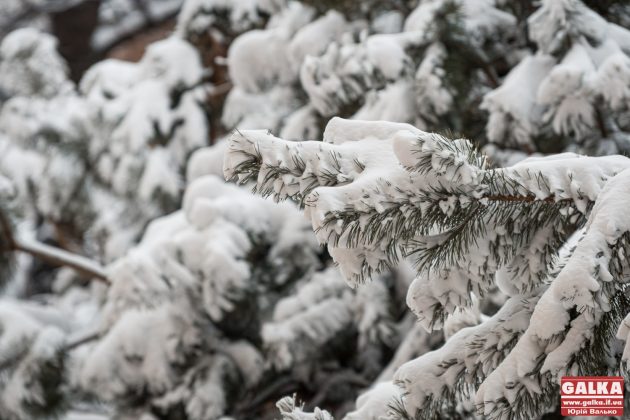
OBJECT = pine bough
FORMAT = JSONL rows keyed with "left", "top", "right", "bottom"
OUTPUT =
{"left": 224, "top": 117, "right": 630, "bottom": 419}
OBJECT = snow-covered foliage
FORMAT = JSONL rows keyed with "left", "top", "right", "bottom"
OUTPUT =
{"left": 483, "top": 0, "right": 630, "bottom": 155}
{"left": 225, "top": 114, "right": 630, "bottom": 419}
{"left": 81, "top": 36, "right": 208, "bottom": 208}
{"left": 0, "top": 26, "right": 211, "bottom": 262}
{"left": 2, "top": 0, "right": 630, "bottom": 419}
{"left": 0, "top": 301, "right": 67, "bottom": 419}
{"left": 216, "top": 0, "right": 630, "bottom": 161}
{"left": 298, "top": 0, "right": 515, "bottom": 132}
{"left": 177, "top": 0, "right": 285, "bottom": 35}
{"left": 94, "top": 0, "right": 185, "bottom": 51}
{"left": 71, "top": 147, "right": 410, "bottom": 418}
{"left": 0, "top": 28, "right": 74, "bottom": 99}
{"left": 221, "top": 2, "right": 320, "bottom": 134}
{"left": 0, "top": 0, "right": 185, "bottom": 55}
{"left": 0, "top": 279, "right": 104, "bottom": 420}
{"left": 217, "top": 0, "right": 630, "bottom": 163}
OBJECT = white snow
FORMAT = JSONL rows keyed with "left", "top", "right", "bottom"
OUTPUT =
{"left": 482, "top": 54, "right": 555, "bottom": 148}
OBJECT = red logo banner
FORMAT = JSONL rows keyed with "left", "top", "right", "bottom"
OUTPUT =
{"left": 561, "top": 376, "right": 624, "bottom": 416}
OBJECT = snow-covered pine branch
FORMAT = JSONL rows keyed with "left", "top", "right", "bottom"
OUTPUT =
{"left": 224, "top": 116, "right": 630, "bottom": 419}
{"left": 225, "top": 117, "right": 629, "bottom": 291}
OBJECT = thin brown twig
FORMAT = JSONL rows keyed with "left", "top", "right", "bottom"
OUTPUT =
{"left": 234, "top": 376, "right": 298, "bottom": 415}
{"left": 0, "top": 211, "right": 109, "bottom": 284}
{"left": 308, "top": 370, "right": 370, "bottom": 409}
{"left": 64, "top": 329, "right": 101, "bottom": 351}
{"left": 485, "top": 194, "right": 556, "bottom": 203}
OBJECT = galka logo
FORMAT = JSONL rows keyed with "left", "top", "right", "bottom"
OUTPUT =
{"left": 561, "top": 376, "right": 624, "bottom": 416}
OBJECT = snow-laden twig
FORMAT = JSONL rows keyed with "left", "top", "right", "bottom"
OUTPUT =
{"left": 0, "top": 210, "right": 108, "bottom": 283}
{"left": 14, "top": 237, "right": 109, "bottom": 283}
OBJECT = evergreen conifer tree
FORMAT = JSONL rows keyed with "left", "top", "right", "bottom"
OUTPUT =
{"left": 1, "top": 0, "right": 630, "bottom": 419}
